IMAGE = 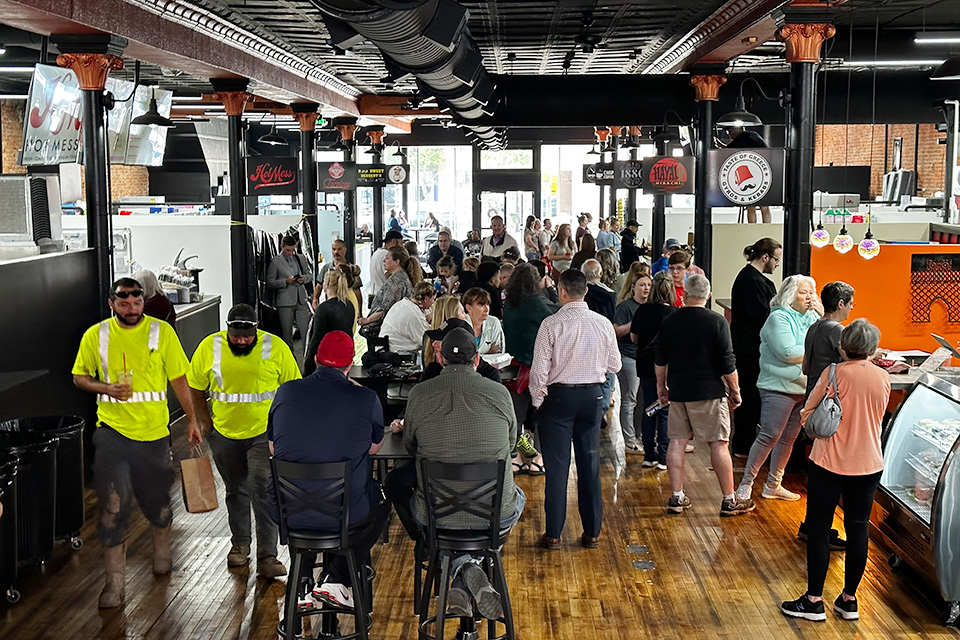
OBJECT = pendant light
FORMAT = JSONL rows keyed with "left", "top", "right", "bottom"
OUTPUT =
{"left": 811, "top": 224, "right": 831, "bottom": 248}
{"left": 833, "top": 211, "right": 854, "bottom": 253}
{"left": 258, "top": 123, "right": 288, "bottom": 146}
{"left": 931, "top": 55, "right": 960, "bottom": 80}
{"left": 858, "top": 215, "right": 880, "bottom": 259}
{"left": 131, "top": 87, "right": 175, "bottom": 128}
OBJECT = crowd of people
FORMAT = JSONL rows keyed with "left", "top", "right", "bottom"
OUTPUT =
{"left": 69, "top": 214, "right": 892, "bottom": 628}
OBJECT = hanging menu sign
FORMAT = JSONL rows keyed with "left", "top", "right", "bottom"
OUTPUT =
{"left": 641, "top": 156, "right": 696, "bottom": 194}
{"left": 707, "top": 148, "right": 786, "bottom": 207}
{"left": 317, "top": 161, "right": 357, "bottom": 191}
{"left": 612, "top": 160, "right": 644, "bottom": 189}
{"left": 356, "top": 163, "right": 411, "bottom": 186}
{"left": 19, "top": 64, "right": 83, "bottom": 166}
{"left": 246, "top": 157, "right": 299, "bottom": 195}
{"left": 582, "top": 163, "right": 614, "bottom": 186}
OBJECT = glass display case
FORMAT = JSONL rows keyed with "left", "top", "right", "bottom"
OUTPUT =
{"left": 872, "top": 372, "right": 960, "bottom": 626}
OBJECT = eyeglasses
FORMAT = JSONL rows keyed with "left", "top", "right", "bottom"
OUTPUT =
{"left": 226, "top": 320, "right": 257, "bottom": 328}
{"left": 667, "top": 266, "right": 686, "bottom": 273}
{"left": 113, "top": 289, "right": 144, "bottom": 299}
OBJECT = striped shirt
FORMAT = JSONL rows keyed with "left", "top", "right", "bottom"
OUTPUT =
{"left": 529, "top": 301, "right": 621, "bottom": 407}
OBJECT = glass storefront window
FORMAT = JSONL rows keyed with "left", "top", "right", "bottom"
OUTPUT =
{"left": 480, "top": 149, "right": 534, "bottom": 170}
{"left": 406, "top": 146, "right": 473, "bottom": 244}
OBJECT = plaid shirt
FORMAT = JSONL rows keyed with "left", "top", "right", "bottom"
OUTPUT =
{"left": 529, "top": 301, "right": 621, "bottom": 407}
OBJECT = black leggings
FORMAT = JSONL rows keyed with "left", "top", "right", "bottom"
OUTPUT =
{"left": 805, "top": 462, "right": 882, "bottom": 598}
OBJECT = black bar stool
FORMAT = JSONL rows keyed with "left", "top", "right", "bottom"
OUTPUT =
{"left": 417, "top": 459, "right": 515, "bottom": 640}
{"left": 271, "top": 458, "right": 371, "bottom": 640}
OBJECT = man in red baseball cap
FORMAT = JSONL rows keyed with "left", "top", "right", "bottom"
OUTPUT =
{"left": 267, "top": 330, "right": 388, "bottom": 613}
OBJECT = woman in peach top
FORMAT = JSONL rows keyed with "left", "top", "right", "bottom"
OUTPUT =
{"left": 781, "top": 319, "right": 890, "bottom": 623}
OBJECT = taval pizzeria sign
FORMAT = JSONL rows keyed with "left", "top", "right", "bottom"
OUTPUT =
{"left": 246, "top": 157, "right": 299, "bottom": 195}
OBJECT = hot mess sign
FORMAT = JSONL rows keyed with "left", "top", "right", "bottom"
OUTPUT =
{"left": 246, "top": 157, "right": 299, "bottom": 195}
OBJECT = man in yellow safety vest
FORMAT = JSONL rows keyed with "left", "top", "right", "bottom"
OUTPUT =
{"left": 188, "top": 303, "right": 300, "bottom": 577}
{"left": 72, "top": 277, "right": 202, "bottom": 609}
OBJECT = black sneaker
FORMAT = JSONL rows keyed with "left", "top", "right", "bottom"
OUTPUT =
{"left": 797, "top": 523, "right": 847, "bottom": 551}
{"left": 446, "top": 574, "right": 473, "bottom": 618}
{"left": 667, "top": 494, "right": 692, "bottom": 514}
{"left": 720, "top": 496, "right": 755, "bottom": 517}
{"left": 833, "top": 594, "right": 859, "bottom": 620}
{"left": 781, "top": 594, "right": 826, "bottom": 621}
{"left": 460, "top": 562, "right": 504, "bottom": 620}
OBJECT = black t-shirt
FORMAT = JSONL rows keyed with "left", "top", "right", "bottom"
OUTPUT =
{"left": 304, "top": 298, "right": 356, "bottom": 375}
{"left": 655, "top": 307, "right": 736, "bottom": 402}
{"left": 728, "top": 130, "right": 767, "bottom": 148}
{"left": 630, "top": 304, "right": 673, "bottom": 378}
{"left": 730, "top": 264, "right": 777, "bottom": 359}
{"left": 584, "top": 282, "right": 616, "bottom": 321}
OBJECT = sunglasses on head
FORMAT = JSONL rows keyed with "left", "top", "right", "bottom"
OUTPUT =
{"left": 114, "top": 289, "right": 144, "bottom": 299}
{"left": 226, "top": 320, "right": 257, "bottom": 328}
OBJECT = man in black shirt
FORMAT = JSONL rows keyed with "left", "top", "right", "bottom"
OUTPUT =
{"left": 727, "top": 127, "right": 771, "bottom": 223}
{"left": 729, "top": 238, "right": 781, "bottom": 457}
{"left": 582, "top": 259, "right": 616, "bottom": 321}
{"left": 619, "top": 219, "right": 643, "bottom": 273}
{"left": 655, "top": 274, "right": 754, "bottom": 518}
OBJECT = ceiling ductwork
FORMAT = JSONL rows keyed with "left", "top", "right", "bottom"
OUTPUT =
{"left": 308, "top": 0, "right": 507, "bottom": 149}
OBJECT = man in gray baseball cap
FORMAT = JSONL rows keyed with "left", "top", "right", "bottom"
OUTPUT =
{"left": 652, "top": 237, "right": 681, "bottom": 275}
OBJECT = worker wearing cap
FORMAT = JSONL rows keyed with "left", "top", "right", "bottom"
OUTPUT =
{"left": 187, "top": 303, "right": 300, "bottom": 577}
{"left": 651, "top": 238, "right": 681, "bottom": 275}
{"left": 72, "top": 277, "right": 202, "bottom": 609}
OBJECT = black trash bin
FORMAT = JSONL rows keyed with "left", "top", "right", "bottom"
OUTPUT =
{"left": 10, "top": 416, "right": 85, "bottom": 547}
{"left": 0, "top": 454, "right": 19, "bottom": 603}
{"left": 0, "top": 431, "right": 59, "bottom": 571}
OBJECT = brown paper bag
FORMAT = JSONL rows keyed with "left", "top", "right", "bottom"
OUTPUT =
{"left": 180, "top": 445, "right": 219, "bottom": 513}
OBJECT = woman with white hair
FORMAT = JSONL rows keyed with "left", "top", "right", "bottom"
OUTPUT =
{"left": 737, "top": 275, "right": 823, "bottom": 503}
{"left": 133, "top": 269, "right": 176, "bottom": 328}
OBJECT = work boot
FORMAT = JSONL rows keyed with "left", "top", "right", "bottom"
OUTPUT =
{"left": 99, "top": 543, "right": 126, "bottom": 609}
{"left": 152, "top": 525, "right": 172, "bottom": 575}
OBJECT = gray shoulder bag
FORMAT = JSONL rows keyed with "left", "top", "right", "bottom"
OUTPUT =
{"left": 805, "top": 363, "right": 842, "bottom": 439}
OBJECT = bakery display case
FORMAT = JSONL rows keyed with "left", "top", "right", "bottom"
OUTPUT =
{"left": 871, "top": 371, "right": 960, "bottom": 626}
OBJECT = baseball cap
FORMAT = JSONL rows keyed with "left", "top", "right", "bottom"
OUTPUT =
{"left": 425, "top": 318, "right": 474, "bottom": 342}
{"left": 664, "top": 237, "right": 681, "bottom": 249}
{"left": 316, "top": 330, "right": 354, "bottom": 368}
{"left": 384, "top": 230, "right": 403, "bottom": 242}
{"left": 625, "top": 219, "right": 639, "bottom": 228}
{"left": 226, "top": 304, "right": 258, "bottom": 337}
{"left": 440, "top": 327, "right": 478, "bottom": 364}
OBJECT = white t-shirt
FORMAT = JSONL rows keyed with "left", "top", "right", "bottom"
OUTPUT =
{"left": 369, "top": 247, "right": 389, "bottom": 295}
{"left": 380, "top": 298, "right": 428, "bottom": 352}
{"left": 477, "top": 316, "right": 505, "bottom": 355}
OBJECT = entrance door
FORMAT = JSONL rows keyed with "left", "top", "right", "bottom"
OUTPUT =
{"left": 479, "top": 190, "right": 535, "bottom": 239}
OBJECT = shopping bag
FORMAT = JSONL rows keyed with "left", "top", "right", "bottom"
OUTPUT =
{"left": 180, "top": 445, "right": 219, "bottom": 513}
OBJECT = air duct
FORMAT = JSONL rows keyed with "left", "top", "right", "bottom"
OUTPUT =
{"left": 309, "top": 0, "right": 506, "bottom": 149}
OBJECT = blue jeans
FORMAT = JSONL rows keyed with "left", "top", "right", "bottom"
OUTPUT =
{"left": 639, "top": 378, "right": 669, "bottom": 464}
{"left": 738, "top": 389, "right": 805, "bottom": 491}
{"left": 600, "top": 373, "right": 615, "bottom": 414}
{"left": 538, "top": 384, "right": 604, "bottom": 538}
{"left": 616, "top": 356, "right": 640, "bottom": 442}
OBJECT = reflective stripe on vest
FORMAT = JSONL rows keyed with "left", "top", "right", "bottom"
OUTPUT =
{"left": 98, "top": 318, "right": 162, "bottom": 386}
{"left": 97, "top": 391, "right": 166, "bottom": 403}
{"left": 209, "top": 333, "right": 277, "bottom": 403}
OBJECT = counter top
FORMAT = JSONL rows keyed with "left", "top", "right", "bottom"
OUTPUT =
{"left": 174, "top": 295, "right": 221, "bottom": 318}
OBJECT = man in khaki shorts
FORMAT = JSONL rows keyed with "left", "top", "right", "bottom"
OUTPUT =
{"left": 654, "top": 274, "right": 755, "bottom": 517}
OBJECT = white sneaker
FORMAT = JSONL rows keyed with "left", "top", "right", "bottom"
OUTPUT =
{"left": 656, "top": 462, "right": 668, "bottom": 471}
{"left": 735, "top": 484, "right": 752, "bottom": 503}
{"left": 312, "top": 582, "right": 354, "bottom": 608}
{"left": 684, "top": 443, "right": 695, "bottom": 453}
{"left": 624, "top": 441, "right": 643, "bottom": 455}
{"left": 762, "top": 484, "right": 801, "bottom": 501}
{"left": 641, "top": 460, "right": 657, "bottom": 468}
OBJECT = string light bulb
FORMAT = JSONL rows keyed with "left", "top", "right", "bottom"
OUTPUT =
{"left": 858, "top": 228, "right": 880, "bottom": 259}
{"left": 811, "top": 224, "right": 831, "bottom": 248}
{"left": 833, "top": 223, "right": 854, "bottom": 254}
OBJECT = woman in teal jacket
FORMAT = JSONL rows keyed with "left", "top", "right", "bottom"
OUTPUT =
{"left": 737, "top": 275, "right": 823, "bottom": 503}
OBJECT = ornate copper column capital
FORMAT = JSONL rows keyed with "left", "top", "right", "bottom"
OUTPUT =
{"left": 292, "top": 112, "right": 317, "bottom": 131}
{"left": 212, "top": 91, "right": 254, "bottom": 117}
{"left": 776, "top": 23, "right": 836, "bottom": 64}
{"left": 689, "top": 74, "right": 727, "bottom": 102}
{"left": 365, "top": 128, "right": 386, "bottom": 146}
{"left": 55, "top": 53, "right": 123, "bottom": 91}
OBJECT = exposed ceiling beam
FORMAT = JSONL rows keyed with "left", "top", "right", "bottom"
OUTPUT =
{"left": 358, "top": 94, "right": 443, "bottom": 117}
{"left": 0, "top": 0, "right": 360, "bottom": 115}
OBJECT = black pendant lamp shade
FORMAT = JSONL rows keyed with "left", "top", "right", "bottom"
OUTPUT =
{"left": 716, "top": 94, "right": 763, "bottom": 127}
{"left": 258, "top": 124, "right": 289, "bottom": 146}
{"left": 131, "top": 88, "right": 175, "bottom": 128}
{"left": 932, "top": 55, "right": 960, "bottom": 80}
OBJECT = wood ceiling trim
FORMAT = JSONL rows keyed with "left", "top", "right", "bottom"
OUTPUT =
{"left": 0, "top": 0, "right": 359, "bottom": 115}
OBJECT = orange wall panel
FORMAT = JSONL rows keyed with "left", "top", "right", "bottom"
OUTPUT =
{"left": 810, "top": 244, "right": 960, "bottom": 354}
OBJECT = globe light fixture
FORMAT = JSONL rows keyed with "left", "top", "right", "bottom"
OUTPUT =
{"left": 810, "top": 224, "right": 831, "bottom": 248}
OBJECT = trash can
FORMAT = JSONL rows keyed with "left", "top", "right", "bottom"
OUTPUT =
{"left": 0, "top": 431, "right": 58, "bottom": 571}
{"left": 9, "top": 416, "right": 85, "bottom": 548}
{"left": 0, "top": 454, "right": 19, "bottom": 603}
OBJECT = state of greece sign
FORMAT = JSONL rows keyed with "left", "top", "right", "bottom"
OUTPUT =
{"left": 706, "top": 148, "right": 785, "bottom": 207}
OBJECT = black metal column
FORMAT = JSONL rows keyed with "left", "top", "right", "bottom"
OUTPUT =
{"left": 651, "top": 137, "right": 668, "bottom": 253}
{"left": 366, "top": 126, "right": 386, "bottom": 250}
{"left": 785, "top": 62, "right": 816, "bottom": 276}
{"left": 334, "top": 118, "right": 359, "bottom": 264}
{"left": 608, "top": 138, "right": 619, "bottom": 223}
{"left": 300, "top": 130, "right": 318, "bottom": 275}
{"left": 81, "top": 88, "right": 112, "bottom": 319}
{"left": 626, "top": 146, "right": 638, "bottom": 222}
{"left": 694, "top": 100, "right": 713, "bottom": 282}
{"left": 226, "top": 113, "right": 249, "bottom": 306}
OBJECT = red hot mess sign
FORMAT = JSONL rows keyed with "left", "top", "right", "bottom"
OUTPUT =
{"left": 246, "top": 157, "right": 299, "bottom": 195}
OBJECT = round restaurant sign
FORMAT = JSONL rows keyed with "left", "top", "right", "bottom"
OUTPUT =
{"left": 718, "top": 151, "right": 772, "bottom": 205}
{"left": 328, "top": 162, "right": 345, "bottom": 179}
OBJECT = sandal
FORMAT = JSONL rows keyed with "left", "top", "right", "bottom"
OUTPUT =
{"left": 526, "top": 460, "right": 545, "bottom": 476}
{"left": 512, "top": 460, "right": 528, "bottom": 475}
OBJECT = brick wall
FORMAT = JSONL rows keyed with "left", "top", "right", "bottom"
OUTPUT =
{"left": 1, "top": 100, "right": 27, "bottom": 175}
{"left": 815, "top": 124, "right": 946, "bottom": 199}
{"left": 1, "top": 98, "right": 149, "bottom": 199}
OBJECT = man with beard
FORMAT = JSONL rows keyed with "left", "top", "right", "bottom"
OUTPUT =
{"left": 187, "top": 303, "right": 300, "bottom": 576}
{"left": 72, "top": 277, "right": 202, "bottom": 608}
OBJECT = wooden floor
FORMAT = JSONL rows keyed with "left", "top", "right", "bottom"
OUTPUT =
{"left": 1, "top": 420, "right": 957, "bottom": 640}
